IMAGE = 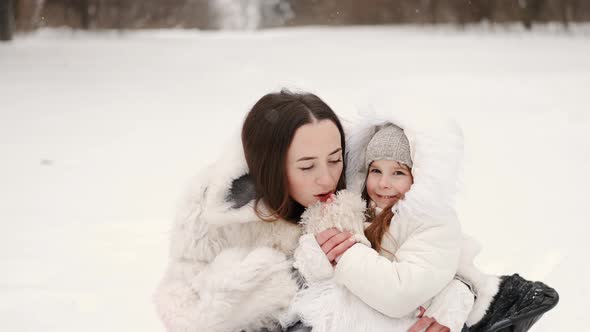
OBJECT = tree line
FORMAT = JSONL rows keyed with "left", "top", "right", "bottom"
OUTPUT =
{"left": 2, "top": 0, "right": 589, "bottom": 41}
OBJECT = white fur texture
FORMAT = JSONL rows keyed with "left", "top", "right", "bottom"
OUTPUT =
{"left": 300, "top": 190, "right": 370, "bottom": 246}
{"left": 288, "top": 280, "right": 417, "bottom": 332}
{"left": 154, "top": 133, "right": 302, "bottom": 332}
{"left": 292, "top": 234, "right": 335, "bottom": 283}
{"left": 458, "top": 236, "right": 501, "bottom": 327}
{"left": 288, "top": 190, "right": 420, "bottom": 332}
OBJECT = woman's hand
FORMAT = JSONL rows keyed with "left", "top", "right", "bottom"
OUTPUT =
{"left": 315, "top": 228, "right": 357, "bottom": 264}
{"left": 408, "top": 307, "right": 450, "bottom": 332}
{"left": 408, "top": 317, "right": 450, "bottom": 332}
{"left": 410, "top": 279, "right": 474, "bottom": 332}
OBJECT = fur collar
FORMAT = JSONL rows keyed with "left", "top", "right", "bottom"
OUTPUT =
{"left": 188, "top": 131, "right": 261, "bottom": 227}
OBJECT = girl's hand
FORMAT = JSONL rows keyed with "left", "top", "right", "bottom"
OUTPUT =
{"left": 315, "top": 228, "right": 357, "bottom": 264}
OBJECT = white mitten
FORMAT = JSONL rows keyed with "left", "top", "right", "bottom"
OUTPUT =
{"left": 300, "top": 190, "right": 370, "bottom": 246}
{"left": 424, "top": 279, "right": 475, "bottom": 332}
{"left": 293, "top": 234, "right": 334, "bottom": 282}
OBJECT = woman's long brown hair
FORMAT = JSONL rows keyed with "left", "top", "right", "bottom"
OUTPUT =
{"left": 241, "top": 89, "right": 347, "bottom": 223}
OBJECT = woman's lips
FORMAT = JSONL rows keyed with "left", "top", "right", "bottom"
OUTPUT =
{"left": 316, "top": 192, "right": 334, "bottom": 202}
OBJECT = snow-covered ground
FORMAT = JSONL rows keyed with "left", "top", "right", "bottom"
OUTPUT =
{"left": 1, "top": 26, "right": 588, "bottom": 331}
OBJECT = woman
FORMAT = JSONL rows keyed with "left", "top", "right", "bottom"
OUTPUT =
{"left": 153, "top": 90, "right": 353, "bottom": 331}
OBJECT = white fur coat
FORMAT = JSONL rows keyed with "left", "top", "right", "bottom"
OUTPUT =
{"left": 153, "top": 133, "right": 303, "bottom": 332}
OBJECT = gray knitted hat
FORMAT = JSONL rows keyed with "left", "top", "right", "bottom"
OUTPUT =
{"left": 365, "top": 124, "right": 413, "bottom": 169}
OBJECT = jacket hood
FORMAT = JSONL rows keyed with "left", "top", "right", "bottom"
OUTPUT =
{"left": 344, "top": 106, "right": 464, "bottom": 220}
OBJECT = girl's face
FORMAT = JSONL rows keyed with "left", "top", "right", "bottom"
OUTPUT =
{"left": 366, "top": 160, "right": 413, "bottom": 209}
{"left": 286, "top": 120, "right": 343, "bottom": 208}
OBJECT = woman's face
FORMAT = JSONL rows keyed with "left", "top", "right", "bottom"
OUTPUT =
{"left": 286, "top": 120, "right": 343, "bottom": 208}
{"left": 366, "top": 160, "right": 413, "bottom": 209}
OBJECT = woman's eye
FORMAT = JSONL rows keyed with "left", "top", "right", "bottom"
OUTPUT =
{"left": 329, "top": 159, "right": 342, "bottom": 164}
{"left": 393, "top": 171, "right": 406, "bottom": 176}
{"left": 300, "top": 166, "right": 314, "bottom": 171}
{"left": 370, "top": 169, "right": 381, "bottom": 174}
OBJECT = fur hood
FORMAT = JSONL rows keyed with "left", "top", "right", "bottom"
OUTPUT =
{"left": 342, "top": 107, "right": 499, "bottom": 327}
{"left": 184, "top": 132, "right": 258, "bottom": 225}
{"left": 344, "top": 107, "right": 464, "bottom": 222}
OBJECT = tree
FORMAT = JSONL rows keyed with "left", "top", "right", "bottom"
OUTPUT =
{"left": 1, "top": 0, "right": 16, "bottom": 41}
{"left": 521, "top": 0, "right": 544, "bottom": 29}
{"left": 16, "top": 0, "right": 45, "bottom": 31}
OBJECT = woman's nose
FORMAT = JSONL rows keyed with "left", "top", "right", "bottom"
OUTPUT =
{"left": 316, "top": 167, "right": 335, "bottom": 188}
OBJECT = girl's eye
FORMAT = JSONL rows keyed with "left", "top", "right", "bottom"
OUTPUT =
{"left": 329, "top": 159, "right": 342, "bottom": 164}
{"left": 370, "top": 169, "right": 381, "bottom": 174}
{"left": 393, "top": 171, "right": 406, "bottom": 176}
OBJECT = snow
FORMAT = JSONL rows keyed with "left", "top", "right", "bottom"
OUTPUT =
{"left": 1, "top": 26, "right": 589, "bottom": 331}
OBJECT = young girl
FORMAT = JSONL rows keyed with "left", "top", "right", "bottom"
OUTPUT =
{"left": 285, "top": 116, "right": 476, "bottom": 332}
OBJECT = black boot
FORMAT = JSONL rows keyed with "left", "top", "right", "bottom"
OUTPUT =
{"left": 467, "top": 274, "right": 559, "bottom": 332}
